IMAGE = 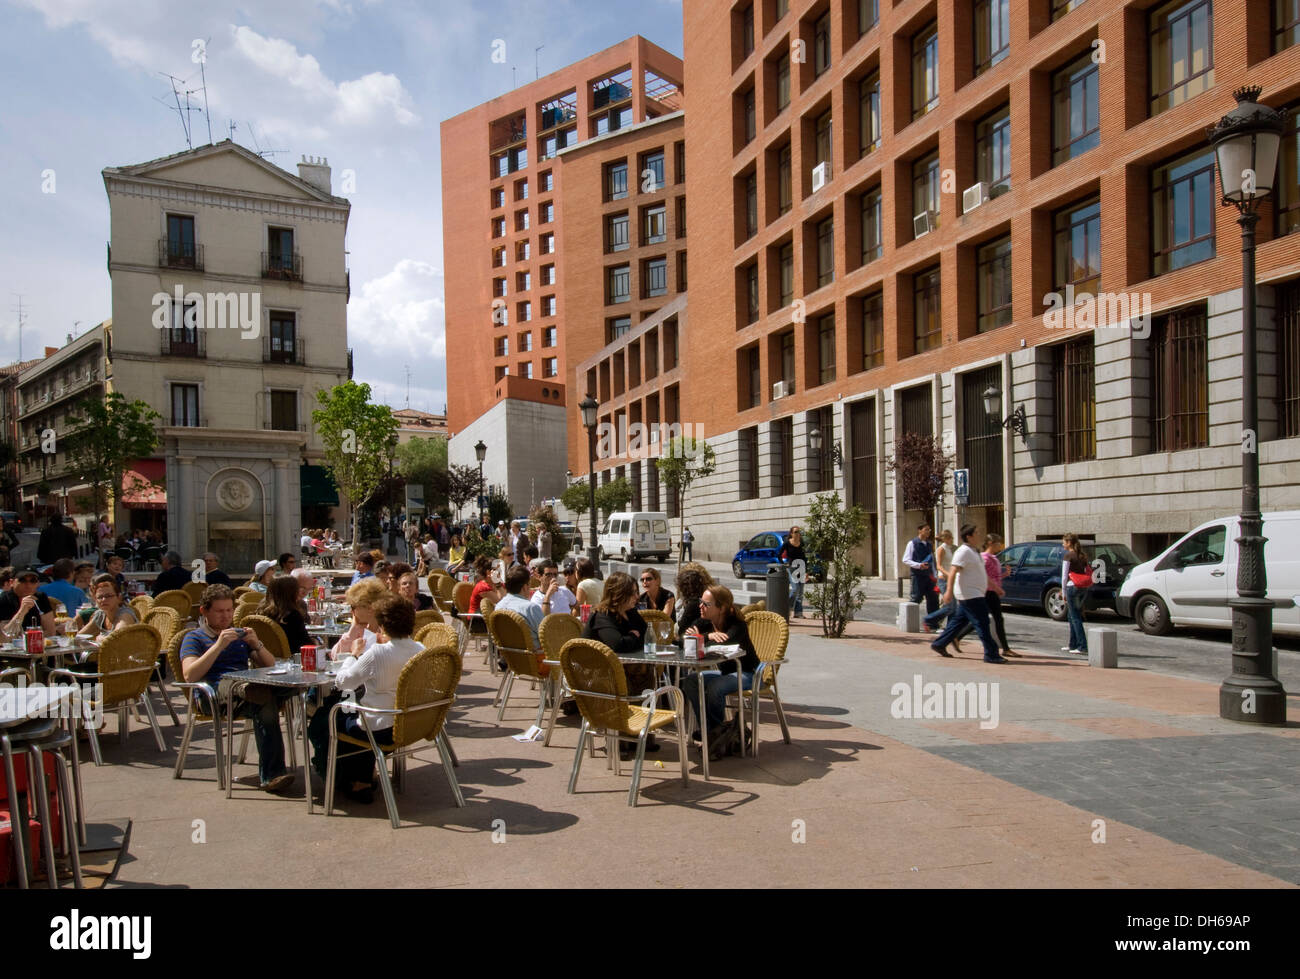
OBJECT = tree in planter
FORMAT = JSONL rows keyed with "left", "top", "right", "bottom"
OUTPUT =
{"left": 804, "top": 492, "right": 869, "bottom": 638}
{"left": 560, "top": 481, "right": 592, "bottom": 523}
{"left": 528, "top": 503, "right": 570, "bottom": 564}
{"left": 884, "top": 431, "right": 954, "bottom": 522}
{"left": 655, "top": 436, "right": 716, "bottom": 572}
{"left": 594, "top": 476, "right": 634, "bottom": 519}
{"left": 446, "top": 464, "right": 482, "bottom": 520}
{"left": 63, "top": 393, "right": 162, "bottom": 517}
{"left": 312, "top": 382, "right": 398, "bottom": 545}
{"left": 460, "top": 524, "right": 499, "bottom": 564}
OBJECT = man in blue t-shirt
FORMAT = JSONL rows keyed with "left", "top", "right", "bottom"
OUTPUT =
{"left": 180, "top": 583, "right": 294, "bottom": 792}
{"left": 349, "top": 552, "right": 376, "bottom": 585}
{"left": 39, "top": 558, "right": 89, "bottom": 613}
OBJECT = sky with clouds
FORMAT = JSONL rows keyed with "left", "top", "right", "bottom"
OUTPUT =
{"left": 0, "top": 0, "right": 683, "bottom": 419}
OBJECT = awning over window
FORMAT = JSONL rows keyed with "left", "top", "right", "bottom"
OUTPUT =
{"left": 122, "top": 459, "right": 166, "bottom": 510}
{"left": 300, "top": 464, "right": 339, "bottom": 507}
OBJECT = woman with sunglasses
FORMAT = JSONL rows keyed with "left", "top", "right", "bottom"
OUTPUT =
{"left": 682, "top": 585, "right": 758, "bottom": 758}
{"left": 635, "top": 567, "right": 675, "bottom": 618}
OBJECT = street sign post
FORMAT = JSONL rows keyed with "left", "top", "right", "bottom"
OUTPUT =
{"left": 954, "top": 468, "right": 970, "bottom": 507}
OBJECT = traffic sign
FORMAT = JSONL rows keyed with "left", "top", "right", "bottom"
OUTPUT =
{"left": 954, "top": 468, "right": 970, "bottom": 506}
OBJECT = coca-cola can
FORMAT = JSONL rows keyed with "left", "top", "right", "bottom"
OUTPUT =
{"left": 301, "top": 645, "right": 318, "bottom": 672}
{"left": 308, "top": 598, "right": 318, "bottom": 613}
{"left": 25, "top": 628, "right": 45, "bottom": 655}
{"left": 580, "top": 604, "right": 592, "bottom": 624}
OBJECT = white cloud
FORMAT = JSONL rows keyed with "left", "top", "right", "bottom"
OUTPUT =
{"left": 348, "top": 259, "right": 447, "bottom": 411}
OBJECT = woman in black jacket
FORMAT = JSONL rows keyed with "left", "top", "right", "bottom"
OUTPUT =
{"left": 255, "top": 575, "right": 312, "bottom": 656}
{"left": 681, "top": 584, "right": 757, "bottom": 750}
{"left": 582, "top": 571, "right": 657, "bottom": 756}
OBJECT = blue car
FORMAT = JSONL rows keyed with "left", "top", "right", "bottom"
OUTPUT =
{"left": 732, "top": 531, "right": 824, "bottom": 581}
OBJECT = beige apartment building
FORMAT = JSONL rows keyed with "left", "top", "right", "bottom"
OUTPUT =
{"left": 103, "top": 141, "right": 352, "bottom": 570}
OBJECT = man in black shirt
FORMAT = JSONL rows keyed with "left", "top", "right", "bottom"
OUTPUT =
{"left": 202, "top": 552, "right": 233, "bottom": 587}
{"left": 779, "top": 527, "right": 808, "bottom": 619}
{"left": 37, "top": 514, "right": 78, "bottom": 565}
{"left": 151, "top": 550, "right": 192, "bottom": 596}
{"left": 0, "top": 569, "right": 56, "bottom": 635}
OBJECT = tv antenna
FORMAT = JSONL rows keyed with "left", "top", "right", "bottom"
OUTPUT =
{"left": 405, "top": 366, "right": 412, "bottom": 408}
{"left": 156, "top": 69, "right": 208, "bottom": 150}
{"left": 535, "top": 45, "right": 544, "bottom": 80}
{"left": 10, "top": 294, "right": 27, "bottom": 364}
{"left": 244, "top": 122, "right": 287, "bottom": 160}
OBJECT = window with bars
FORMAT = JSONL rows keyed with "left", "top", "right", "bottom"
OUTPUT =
{"left": 516, "top": 270, "right": 531, "bottom": 291}
{"left": 775, "top": 417, "right": 795, "bottom": 495}
{"left": 1051, "top": 337, "right": 1096, "bottom": 463}
{"left": 817, "top": 313, "right": 836, "bottom": 385}
{"left": 1052, "top": 54, "right": 1100, "bottom": 165}
{"left": 543, "top": 326, "right": 557, "bottom": 347}
{"left": 609, "top": 316, "right": 631, "bottom": 342}
{"left": 975, "top": 106, "right": 1011, "bottom": 195}
{"left": 746, "top": 346, "right": 762, "bottom": 408}
{"left": 899, "top": 384, "right": 933, "bottom": 437}
{"left": 607, "top": 265, "right": 631, "bottom": 304}
{"left": 543, "top": 357, "right": 558, "bottom": 378}
{"left": 913, "top": 266, "right": 942, "bottom": 354}
{"left": 1277, "top": 280, "right": 1300, "bottom": 438}
{"left": 1150, "top": 0, "right": 1214, "bottom": 115}
{"left": 913, "top": 152, "right": 941, "bottom": 232}
{"left": 1278, "top": 0, "right": 1300, "bottom": 51}
{"left": 849, "top": 398, "right": 878, "bottom": 512}
{"left": 740, "top": 426, "right": 759, "bottom": 499}
{"left": 542, "top": 295, "right": 556, "bottom": 316}
{"left": 642, "top": 151, "right": 666, "bottom": 191}
{"left": 912, "top": 23, "right": 939, "bottom": 120}
{"left": 779, "top": 241, "right": 794, "bottom": 307}
{"left": 541, "top": 263, "right": 556, "bottom": 285}
{"left": 644, "top": 205, "right": 667, "bottom": 244}
{"left": 1054, "top": 197, "right": 1102, "bottom": 298}
{"left": 607, "top": 213, "right": 629, "bottom": 252}
{"left": 605, "top": 161, "right": 628, "bottom": 201}
{"left": 515, "top": 210, "right": 530, "bottom": 231}
{"left": 814, "top": 11, "right": 831, "bottom": 75}
{"left": 676, "top": 196, "right": 687, "bottom": 238}
{"left": 814, "top": 405, "right": 835, "bottom": 491}
{"left": 646, "top": 258, "right": 668, "bottom": 298}
{"left": 678, "top": 251, "right": 688, "bottom": 290}
{"left": 976, "top": 236, "right": 1013, "bottom": 333}
{"left": 1148, "top": 305, "right": 1209, "bottom": 452}
{"left": 817, "top": 216, "right": 834, "bottom": 287}
{"left": 778, "top": 143, "right": 793, "bottom": 214}
{"left": 1278, "top": 106, "right": 1300, "bottom": 237}
{"left": 962, "top": 365, "right": 1004, "bottom": 506}
{"left": 541, "top": 201, "right": 554, "bottom": 223}
{"left": 974, "top": 0, "right": 1010, "bottom": 74}
{"left": 746, "top": 172, "right": 759, "bottom": 238}
{"left": 746, "top": 263, "right": 760, "bottom": 323}
{"left": 861, "top": 188, "right": 882, "bottom": 264}
{"left": 859, "top": 73, "right": 881, "bottom": 157}
{"left": 1152, "top": 148, "right": 1215, "bottom": 274}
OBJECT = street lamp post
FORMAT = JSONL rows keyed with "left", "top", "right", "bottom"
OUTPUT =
{"left": 474, "top": 439, "right": 486, "bottom": 526}
{"left": 1208, "top": 85, "right": 1287, "bottom": 725}
{"left": 579, "top": 394, "right": 600, "bottom": 573}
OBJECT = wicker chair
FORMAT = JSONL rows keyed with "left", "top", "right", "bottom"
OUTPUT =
{"left": 447, "top": 617, "right": 470, "bottom": 658}
{"left": 153, "top": 589, "right": 192, "bottom": 618}
{"left": 412, "top": 609, "right": 443, "bottom": 635}
{"left": 232, "top": 586, "right": 252, "bottom": 600}
{"left": 436, "top": 575, "right": 456, "bottom": 604}
{"left": 559, "top": 637, "right": 688, "bottom": 806}
{"left": 487, "top": 608, "right": 552, "bottom": 725}
{"left": 452, "top": 581, "right": 473, "bottom": 615}
{"left": 143, "top": 606, "right": 181, "bottom": 644}
{"left": 415, "top": 622, "right": 458, "bottom": 651}
{"left": 50, "top": 623, "right": 165, "bottom": 765}
{"left": 725, "top": 610, "right": 791, "bottom": 758}
{"left": 426, "top": 570, "right": 450, "bottom": 595}
{"left": 478, "top": 596, "right": 498, "bottom": 670}
{"left": 639, "top": 608, "right": 676, "bottom": 643}
{"left": 739, "top": 600, "right": 766, "bottom": 620}
{"left": 538, "top": 613, "right": 582, "bottom": 745}
{"left": 166, "top": 628, "right": 252, "bottom": 789}
{"left": 129, "top": 595, "right": 153, "bottom": 618}
{"left": 324, "top": 642, "right": 464, "bottom": 827}
{"left": 238, "top": 614, "right": 291, "bottom": 660}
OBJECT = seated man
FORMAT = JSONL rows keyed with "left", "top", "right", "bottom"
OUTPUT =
{"left": 1, "top": 569, "right": 56, "bottom": 636}
{"left": 179, "top": 584, "right": 295, "bottom": 792}
{"left": 349, "top": 551, "right": 375, "bottom": 585}
{"left": 151, "top": 550, "right": 192, "bottom": 596}
{"left": 38, "top": 557, "right": 89, "bottom": 613}
{"left": 531, "top": 559, "right": 576, "bottom": 616}
{"left": 495, "top": 565, "right": 544, "bottom": 650}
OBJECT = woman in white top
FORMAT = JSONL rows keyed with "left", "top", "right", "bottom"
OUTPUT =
{"left": 329, "top": 577, "right": 384, "bottom": 661}
{"left": 76, "top": 574, "right": 139, "bottom": 638}
{"left": 309, "top": 592, "right": 422, "bottom": 803}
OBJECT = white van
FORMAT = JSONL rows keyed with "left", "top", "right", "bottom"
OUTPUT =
{"left": 1116, "top": 511, "right": 1300, "bottom": 636}
{"left": 597, "top": 512, "right": 672, "bottom": 563}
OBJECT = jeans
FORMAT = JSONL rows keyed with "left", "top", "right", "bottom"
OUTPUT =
{"left": 932, "top": 596, "right": 1000, "bottom": 660}
{"left": 956, "top": 591, "right": 1011, "bottom": 651}
{"left": 231, "top": 692, "right": 291, "bottom": 784}
{"left": 924, "top": 595, "right": 955, "bottom": 630}
{"left": 309, "top": 693, "right": 393, "bottom": 787}
{"left": 910, "top": 572, "right": 939, "bottom": 615}
{"left": 1065, "top": 584, "right": 1089, "bottom": 651}
{"left": 680, "top": 543, "right": 692, "bottom": 561}
{"left": 789, "top": 580, "right": 805, "bottom": 616}
{"left": 680, "top": 669, "right": 754, "bottom": 732}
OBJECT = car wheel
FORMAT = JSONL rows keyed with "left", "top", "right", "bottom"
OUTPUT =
{"left": 1043, "top": 585, "right": 1067, "bottom": 622}
{"left": 1134, "top": 593, "right": 1174, "bottom": 636}
{"left": 732, "top": 560, "right": 746, "bottom": 579}
{"left": 657, "top": 555, "right": 666, "bottom": 563}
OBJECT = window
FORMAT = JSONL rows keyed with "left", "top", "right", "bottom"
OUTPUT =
{"left": 746, "top": 263, "right": 761, "bottom": 323}
{"left": 676, "top": 196, "right": 687, "bottom": 238}
{"left": 541, "top": 263, "right": 556, "bottom": 285}
{"left": 815, "top": 110, "right": 833, "bottom": 170}
{"left": 542, "top": 295, "right": 556, "bottom": 316}
{"left": 515, "top": 179, "right": 529, "bottom": 201}
{"left": 609, "top": 316, "right": 632, "bottom": 342}
{"left": 540, "top": 171, "right": 553, "bottom": 192}
{"left": 914, "top": 266, "right": 942, "bottom": 353}
{"left": 747, "top": 347, "right": 762, "bottom": 408}
{"left": 171, "top": 384, "right": 199, "bottom": 427}
{"left": 675, "top": 141, "right": 685, "bottom": 183}
{"left": 861, "top": 291, "right": 884, "bottom": 369}
{"left": 493, "top": 277, "right": 507, "bottom": 298}
{"left": 541, "top": 201, "right": 554, "bottom": 223}
{"left": 491, "top": 188, "right": 504, "bottom": 208}
{"left": 975, "top": 106, "right": 1011, "bottom": 194}
{"left": 606, "top": 161, "right": 629, "bottom": 200}
{"left": 1149, "top": 305, "right": 1208, "bottom": 451}
{"left": 492, "top": 217, "right": 506, "bottom": 238}
{"left": 642, "top": 151, "right": 665, "bottom": 192}
{"left": 165, "top": 213, "right": 196, "bottom": 266}
{"left": 646, "top": 258, "right": 668, "bottom": 297}
{"left": 976, "top": 236, "right": 1013, "bottom": 333}
{"left": 859, "top": 0, "right": 879, "bottom": 34}
{"left": 516, "top": 270, "right": 531, "bottom": 292}
{"left": 269, "top": 311, "right": 296, "bottom": 364}
{"left": 745, "top": 172, "right": 759, "bottom": 238}
{"left": 607, "top": 265, "right": 631, "bottom": 304}
{"left": 269, "top": 390, "right": 297, "bottom": 432}
{"left": 815, "top": 216, "right": 835, "bottom": 287}
{"left": 817, "top": 313, "right": 836, "bottom": 385}
{"left": 779, "top": 241, "right": 794, "bottom": 307}
{"left": 520, "top": 362, "right": 533, "bottom": 379}
{"left": 540, "top": 232, "right": 555, "bottom": 254}
{"left": 1278, "top": 0, "right": 1300, "bottom": 51}
{"left": 1151, "top": 147, "right": 1215, "bottom": 274}
{"left": 518, "top": 301, "right": 532, "bottom": 322}
{"left": 678, "top": 250, "right": 688, "bottom": 289}
{"left": 781, "top": 330, "right": 796, "bottom": 386}
{"left": 645, "top": 204, "right": 667, "bottom": 244}
{"left": 861, "top": 188, "right": 882, "bottom": 264}
{"left": 519, "top": 331, "right": 533, "bottom": 352}
{"left": 1051, "top": 337, "right": 1096, "bottom": 462}
{"left": 859, "top": 73, "right": 881, "bottom": 157}
{"left": 492, "top": 247, "right": 506, "bottom": 268}
{"left": 516, "top": 240, "right": 531, "bottom": 261}
{"left": 776, "top": 53, "right": 791, "bottom": 112}
{"left": 814, "top": 11, "right": 831, "bottom": 75}
{"left": 1278, "top": 106, "right": 1300, "bottom": 237}
{"left": 1053, "top": 197, "right": 1101, "bottom": 298}
{"left": 742, "top": 3, "right": 755, "bottom": 57}
{"left": 168, "top": 297, "right": 199, "bottom": 354}
{"left": 974, "top": 0, "right": 1010, "bottom": 74}
{"left": 740, "top": 427, "right": 759, "bottom": 498}
{"left": 607, "top": 212, "right": 630, "bottom": 252}
{"left": 775, "top": 417, "right": 795, "bottom": 495}
{"left": 912, "top": 152, "right": 941, "bottom": 231}
{"left": 1052, "top": 54, "right": 1100, "bottom": 165}
{"left": 813, "top": 405, "right": 834, "bottom": 491}
{"left": 912, "top": 23, "right": 939, "bottom": 120}
{"left": 1278, "top": 281, "right": 1300, "bottom": 438}
{"left": 776, "top": 0, "right": 789, "bottom": 18}
{"left": 1150, "top": 0, "right": 1214, "bottom": 115}
{"left": 743, "top": 88, "right": 757, "bottom": 144}
{"left": 267, "top": 227, "right": 295, "bottom": 274}
{"left": 778, "top": 143, "right": 793, "bottom": 214}
{"left": 543, "top": 357, "right": 558, "bottom": 378}
{"left": 1052, "top": 0, "right": 1085, "bottom": 20}
{"left": 543, "top": 326, "right": 557, "bottom": 347}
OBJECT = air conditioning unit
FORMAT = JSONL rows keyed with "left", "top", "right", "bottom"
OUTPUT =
{"left": 772, "top": 380, "right": 793, "bottom": 400}
{"left": 811, "top": 162, "right": 830, "bottom": 193}
{"left": 913, "top": 211, "right": 932, "bottom": 239}
{"left": 962, "top": 182, "right": 990, "bottom": 214}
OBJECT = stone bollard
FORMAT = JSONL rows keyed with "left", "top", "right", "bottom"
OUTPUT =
{"left": 1087, "top": 627, "right": 1118, "bottom": 668}
{"left": 897, "top": 601, "right": 920, "bottom": 633}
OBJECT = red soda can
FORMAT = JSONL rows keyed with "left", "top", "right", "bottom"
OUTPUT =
{"left": 25, "top": 628, "right": 45, "bottom": 655}
{"left": 301, "top": 645, "right": 318, "bottom": 672}
{"left": 308, "top": 597, "right": 318, "bottom": 613}
{"left": 580, "top": 604, "right": 592, "bottom": 624}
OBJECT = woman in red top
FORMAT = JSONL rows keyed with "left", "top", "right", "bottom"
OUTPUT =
{"left": 467, "top": 554, "right": 497, "bottom": 633}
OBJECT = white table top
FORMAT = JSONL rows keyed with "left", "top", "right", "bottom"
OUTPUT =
{"left": 0, "top": 685, "right": 75, "bottom": 728}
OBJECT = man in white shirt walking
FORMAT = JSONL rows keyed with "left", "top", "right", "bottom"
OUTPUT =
{"left": 929, "top": 523, "right": 1006, "bottom": 663}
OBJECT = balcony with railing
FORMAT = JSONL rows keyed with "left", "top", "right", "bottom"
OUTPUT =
{"left": 262, "top": 419, "right": 307, "bottom": 433}
{"left": 262, "top": 251, "right": 303, "bottom": 281}
{"left": 263, "top": 334, "right": 306, "bottom": 365}
{"left": 158, "top": 238, "right": 204, "bottom": 271}
{"left": 161, "top": 329, "right": 206, "bottom": 358}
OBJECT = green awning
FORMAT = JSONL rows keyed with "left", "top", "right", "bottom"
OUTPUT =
{"left": 300, "top": 464, "right": 339, "bottom": 507}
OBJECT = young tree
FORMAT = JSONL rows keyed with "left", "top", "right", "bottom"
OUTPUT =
{"left": 311, "top": 382, "right": 398, "bottom": 544}
{"left": 63, "top": 393, "right": 162, "bottom": 516}
{"left": 656, "top": 436, "right": 716, "bottom": 571}
{"left": 594, "top": 477, "right": 634, "bottom": 518}
{"left": 446, "top": 464, "right": 482, "bottom": 519}
{"left": 804, "top": 492, "right": 869, "bottom": 638}
{"left": 884, "top": 431, "right": 954, "bottom": 519}
{"left": 560, "top": 480, "right": 592, "bottom": 521}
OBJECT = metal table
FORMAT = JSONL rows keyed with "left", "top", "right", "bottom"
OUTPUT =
{"left": 218, "top": 666, "right": 340, "bottom": 813}
{"left": 613, "top": 645, "right": 743, "bottom": 782}
{"left": 0, "top": 638, "right": 103, "bottom": 678}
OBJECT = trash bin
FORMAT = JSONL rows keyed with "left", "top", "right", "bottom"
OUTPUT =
{"left": 766, "top": 563, "right": 791, "bottom": 620}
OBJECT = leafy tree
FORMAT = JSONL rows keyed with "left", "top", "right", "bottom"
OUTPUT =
{"left": 528, "top": 503, "right": 570, "bottom": 563}
{"left": 884, "top": 431, "right": 954, "bottom": 518}
{"left": 560, "top": 480, "right": 593, "bottom": 521}
{"left": 804, "top": 492, "right": 869, "bottom": 638}
{"left": 63, "top": 393, "right": 162, "bottom": 516}
{"left": 460, "top": 524, "right": 499, "bottom": 563}
{"left": 446, "top": 464, "right": 482, "bottom": 519}
{"left": 395, "top": 436, "right": 448, "bottom": 511}
{"left": 312, "top": 381, "right": 398, "bottom": 543}
{"left": 594, "top": 477, "right": 634, "bottom": 518}
{"left": 656, "top": 436, "right": 716, "bottom": 571}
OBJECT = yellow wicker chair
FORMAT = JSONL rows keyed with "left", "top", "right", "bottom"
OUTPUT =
{"left": 183, "top": 580, "right": 206, "bottom": 603}
{"left": 238, "top": 614, "right": 292, "bottom": 660}
{"left": 725, "top": 610, "right": 791, "bottom": 758}
{"left": 237, "top": 589, "right": 263, "bottom": 605}
{"left": 436, "top": 575, "right": 456, "bottom": 603}
{"left": 129, "top": 595, "right": 153, "bottom": 618}
{"left": 50, "top": 623, "right": 165, "bottom": 765}
{"left": 166, "top": 628, "right": 252, "bottom": 789}
{"left": 639, "top": 608, "right": 676, "bottom": 643}
{"left": 324, "top": 642, "right": 465, "bottom": 827}
{"left": 558, "top": 637, "right": 688, "bottom": 806}
{"left": 478, "top": 595, "right": 498, "bottom": 669}
{"left": 538, "top": 613, "right": 582, "bottom": 745}
{"left": 232, "top": 586, "right": 253, "bottom": 600}
{"left": 232, "top": 603, "right": 256, "bottom": 625}
{"left": 415, "top": 622, "right": 457, "bottom": 651}
{"left": 452, "top": 581, "right": 473, "bottom": 615}
{"left": 153, "top": 589, "right": 192, "bottom": 618}
{"left": 426, "top": 570, "right": 450, "bottom": 593}
{"left": 412, "top": 609, "right": 443, "bottom": 635}
{"left": 487, "top": 608, "right": 552, "bottom": 726}
{"left": 143, "top": 605, "right": 181, "bottom": 644}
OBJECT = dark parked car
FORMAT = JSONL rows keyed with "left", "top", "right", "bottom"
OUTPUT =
{"left": 732, "top": 531, "right": 825, "bottom": 581}
{"left": 998, "top": 541, "right": 1141, "bottom": 621}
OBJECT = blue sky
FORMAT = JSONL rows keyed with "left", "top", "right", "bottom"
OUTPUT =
{"left": 0, "top": 0, "right": 683, "bottom": 418}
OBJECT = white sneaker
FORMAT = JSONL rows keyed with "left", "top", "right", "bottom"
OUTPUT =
{"left": 1069, "top": 648, "right": 1084, "bottom": 655}
{"left": 1060, "top": 646, "right": 1072, "bottom": 652}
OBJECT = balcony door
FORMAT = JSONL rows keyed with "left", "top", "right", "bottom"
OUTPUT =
{"left": 269, "top": 312, "right": 296, "bottom": 364}
{"left": 166, "top": 214, "right": 196, "bottom": 265}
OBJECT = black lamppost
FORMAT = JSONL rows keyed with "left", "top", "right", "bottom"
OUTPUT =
{"left": 579, "top": 394, "right": 600, "bottom": 571}
{"left": 474, "top": 439, "right": 486, "bottom": 524}
{"left": 1207, "top": 85, "right": 1287, "bottom": 725}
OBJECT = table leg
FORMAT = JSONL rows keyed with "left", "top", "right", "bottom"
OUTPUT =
{"left": 224, "top": 688, "right": 235, "bottom": 800}
{"left": 300, "top": 691, "right": 312, "bottom": 814}
{"left": 698, "top": 670, "right": 709, "bottom": 782}
{"left": 1, "top": 732, "right": 28, "bottom": 889}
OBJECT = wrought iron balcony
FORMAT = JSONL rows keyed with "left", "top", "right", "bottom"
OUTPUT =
{"left": 159, "top": 238, "right": 204, "bottom": 271}
{"left": 263, "top": 334, "right": 306, "bottom": 365}
{"left": 161, "top": 328, "right": 206, "bottom": 358}
{"left": 262, "top": 250, "right": 303, "bottom": 281}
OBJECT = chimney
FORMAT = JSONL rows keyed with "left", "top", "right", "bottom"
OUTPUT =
{"left": 44, "top": 346, "right": 58, "bottom": 358}
{"left": 297, "top": 154, "right": 332, "bottom": 194}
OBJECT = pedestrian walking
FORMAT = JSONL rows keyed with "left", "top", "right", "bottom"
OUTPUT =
{"left": 901, "top": 523, "right": 939, "bottom": 615}
{"left": 780, "top": 526, "right": 808, "bottom": 618}
{"left": 1061, "top": 533, "right": 1092, "bottom": 655}
{"left": 956, "top": 533, "right": 1018, "bottom": 656}
{"left": 922, "top": 530, "right": 961, "bottom": 648}
{"left": 930, "top": 524, "right": 1007, "bottom": 663}
{"left": 680, "top": 526, "right": 693, "bottom": 562}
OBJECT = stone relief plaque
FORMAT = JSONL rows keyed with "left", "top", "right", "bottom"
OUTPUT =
{"left": 215, "top": 476, "right": 255, "bottom": 513}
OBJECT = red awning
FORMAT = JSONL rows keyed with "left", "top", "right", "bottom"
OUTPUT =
{"left": 123, "top": 459, "right": 166, "bottom": 510}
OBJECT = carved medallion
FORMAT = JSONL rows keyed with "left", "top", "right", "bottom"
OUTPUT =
{"left": 216, "top": 476, "right": 254, "bottom": 512}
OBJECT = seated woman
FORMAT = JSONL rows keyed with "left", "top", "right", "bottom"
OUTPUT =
{"left": 391, "top": 563, "right": 433, "bottom": 611}
{"left": 76, "top": 573, "right": 138, "bottom": 638}
{"left": 466, "top": 555, "right": 496, "bottom": 633}
{"left": 247, "top": 559, "right": 276, "bottom": 594}
{"left": 673, "top": 566, "right": 710, "bottom": 640}
{"left": 446, "top": 534, "right": 467, "bottom": 574}
{"left": 491, "top": 546, "right": 516, "bottom": 589}
{"left": 255, "top": 575, "right": 312, "bottom": 657}
{"left": 330, "top": 577, "right": 384, "bottom": 660}
{"left": 581, "top": 571, "right": 658, "bottom": 757}
{"left": 636, "top": 567, "right": 676, "bottom": 618}
{"left": 680, "top": 585, "right": 758, "bottom": 757}
{"left": 308, "top": 593, "right": 422, "bottom": 804}
{"left": 573, "top": 556, "right": 603, "bottom": 611}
